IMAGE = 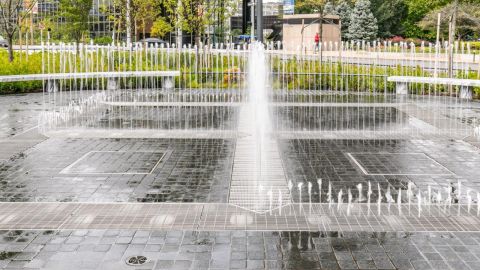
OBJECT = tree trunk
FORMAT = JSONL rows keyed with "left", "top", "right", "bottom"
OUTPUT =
{"left": 76, "top": 38, "right": 80, "bottom": 54}
{"left": 195, "top": 33, "right": 201, "bottom": 48}
{"left": 447, "top": 0, "right": 458, "bottom": 94}
{"left": 7, "top": 35, "right": 14, "bottom": 62}
{"left": 319, "top": 10, "right": 324, "bottom": 64}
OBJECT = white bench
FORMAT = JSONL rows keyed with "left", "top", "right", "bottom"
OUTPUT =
{"left": 0, "top": 71, "right": 180, "bottom": 91}
{"left": 388, "top": 76, "right": 480, "bottom": 100}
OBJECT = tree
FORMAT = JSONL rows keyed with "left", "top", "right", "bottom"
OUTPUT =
{"left": 419, "top": 1, "right": 480, "bottom": 40}
{"left": 0, "top": 0, "right": 37, "bottom": 62}
{"left": 151, "top": 17, "right": 172, "bottom": 39}
{"left": 335, "top": 1, "right": 353, "bottom": 41}
{"left": 132, "top": 0, "right": 156, "bottom": 40}
{"left": 346, "top": 0, "right": 378, "bottom": 41}
{"left": 403, "top": 0, "right": 449, "bottom": 39}
{"left": 58, "top": 0, "right": 92, "bottom": 48}
{"left": 179, "top": 0, "right": 215, "bottom": 46}
{"left": 323, "top": 1, "right": 335, "bottom": 15}
{"left": 371, "top": 0, "right": 408, "bottom": 38}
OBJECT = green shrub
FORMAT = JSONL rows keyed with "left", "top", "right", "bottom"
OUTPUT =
{"left": 93, "top": 36, "right": 113, "bottom": 45}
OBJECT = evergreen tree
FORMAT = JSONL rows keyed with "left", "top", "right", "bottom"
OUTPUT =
{"left": 346, "top": 0, "right": 378, "bottom": 41}
{"left": 323, "top": 1, "right": 336, "bottom": 15}
{"left": 335, "top": 1, "right": 353, "bottom": 41}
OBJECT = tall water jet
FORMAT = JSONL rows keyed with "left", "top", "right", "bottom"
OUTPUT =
{"left": 248, "top": 42, "right": 270, "bottom": 184}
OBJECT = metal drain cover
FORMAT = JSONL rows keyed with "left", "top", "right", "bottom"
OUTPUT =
{"left": 126, "top": 255, "right": 147, "bottom": 266}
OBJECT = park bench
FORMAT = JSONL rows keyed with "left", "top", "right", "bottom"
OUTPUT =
{"left": 0, "top": 71, "right": 180, "bottom": 92}
{"left": 388, "top": 76, "right": 480, "bottom": 100}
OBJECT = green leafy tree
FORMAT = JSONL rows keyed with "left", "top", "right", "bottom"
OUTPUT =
{"left": 346, "top": 0, "right": 378, "bottom": 41}
{"left": 179, "top": 0, "right": 215, "bottom": 46}
{"left": 371, "top": 0, "right": 408, "bottom": 38}
{"left": 0, "top": 0, "right": 37, "bottom": 62}
{"left": 403, "top": 0, "right": 450, "bottom": 39}
{"left": 132, "top": 0, "right": 156, "bottom": 40}
{"left": 419, "top": 1, "right": 480, "bottom": 40}
{"left": 58, "top": 0, "right": 93, "bottom": 47}
{"left": 151, "top": 17, "right": 173, "bottom": 39}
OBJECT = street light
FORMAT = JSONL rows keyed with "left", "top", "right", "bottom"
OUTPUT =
{"left": 248, "top": 0, "right": 255, "bottom": 42}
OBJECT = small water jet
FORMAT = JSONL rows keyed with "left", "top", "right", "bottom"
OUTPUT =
{"left": 347, "top": 189, "right": 353, "bottom": 216}
{"left": 367, "top": 182, "right": 372, "bottom": 206}
{"left": 308, "top": 182, "right": 313, "bottom": 213}
{"left": 298, "top": 183, "right": 304, "bottom": 212}
{"left": 317, "top": 178, "right": 322, "bottom": 203}
{"left": 337, "top": 189, "right": 343, "bottom": 211}
{"left": 327, "top": 181, "right": 333, "bottom": 208}
{"left": 357, "top": 183, "right": 363, "bottom": 202}
{"left": 268, "top": 189, "right": 273, "bottom": 215}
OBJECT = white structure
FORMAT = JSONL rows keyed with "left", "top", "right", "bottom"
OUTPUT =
{"left": 388, "top": 76, "right": 480, "bottom": 100}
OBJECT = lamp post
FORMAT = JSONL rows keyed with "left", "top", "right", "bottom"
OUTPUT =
{"left": 256, "top": 0, "right": 263, "bottom": 42}
{"left": 248, "top": 0, "right": 255, "bottom": 42}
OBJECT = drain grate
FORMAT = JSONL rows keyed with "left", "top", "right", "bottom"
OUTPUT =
{"left": 61, "top": 151, "right": 166, "bottom": 174}
{"left": 347, "top": 152, "right": 453, "bottom": 176}
{"left": 126, "top": 255, "right": 147, "bottom": 266}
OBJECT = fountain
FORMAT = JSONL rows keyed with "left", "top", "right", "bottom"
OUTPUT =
{"left": 248, "top": 42, "right": 271, "bottom": 184}
{"left": 30, "top": 37, "right": 480, "bottom": 224}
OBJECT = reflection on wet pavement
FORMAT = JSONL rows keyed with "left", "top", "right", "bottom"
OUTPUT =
{"left": 0, "top": 138, "right": 234, "bottom": 203}
{"left": 2, "top": 92, "right": 480, "bottom": 269}
{"left": 0, "top": 229, "right": 479, "bottom": 269}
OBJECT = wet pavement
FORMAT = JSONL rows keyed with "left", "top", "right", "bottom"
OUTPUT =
{"left": 1, "top": 92, "right": 480, "bottom": 269}
{"left": 0, "top": 93, "right": 45, "bottom": 139}
{"left": 279, "top": 139, "right": 480, "bottom": 203}
{"left": 0, "top": 138, "right": 234, "bottom": 203}
{"left": 0, "top": 229, "right": 480, "bottom": 269}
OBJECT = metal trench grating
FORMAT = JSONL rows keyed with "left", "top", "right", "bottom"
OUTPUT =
{"left": 1, "top": 202, "right": 480, "bottom": 232}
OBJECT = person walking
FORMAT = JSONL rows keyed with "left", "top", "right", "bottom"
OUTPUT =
{"left": 314, "top": 32, "right": 320, "bottom": 53}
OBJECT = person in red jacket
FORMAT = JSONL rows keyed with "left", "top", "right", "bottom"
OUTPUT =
{"left": 314, "top": 32, "right": 320, "bottom": 53}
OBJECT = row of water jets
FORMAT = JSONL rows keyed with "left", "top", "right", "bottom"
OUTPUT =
{"left": 258, "top": 179, "right": 480, "bottom": 216}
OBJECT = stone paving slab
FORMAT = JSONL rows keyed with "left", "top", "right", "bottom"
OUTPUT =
{"left": 2, "top": 229, "right": 480, "bottom": 270}
{"left": 0, "top": 128, "right": 48, "bottom": 160}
